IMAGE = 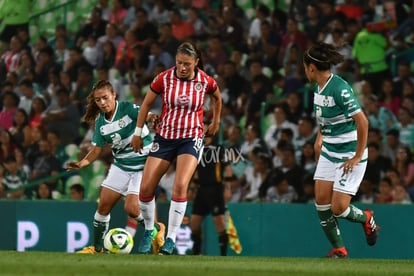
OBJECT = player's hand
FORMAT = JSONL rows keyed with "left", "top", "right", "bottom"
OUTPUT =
{"left": 66, "top": 161, "right": 82, "bottom": 171}
{"left": 147, "top": 113, "right": 160, "bottom": 131}
{"left": 205, "top": 122, "right": 219, "bottom": 137}
{"left": 131, "top": 135, "right": 143, "bottom": 153}
{"left": 340, "top": 156, "right": 361, "bottom": 175}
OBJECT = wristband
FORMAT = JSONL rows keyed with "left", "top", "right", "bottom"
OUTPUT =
{"left": 134, "top": 127, "right": 142, "bottom": 136}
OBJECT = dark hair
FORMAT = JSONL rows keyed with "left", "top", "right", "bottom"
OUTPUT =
{"left": 83, "top": 80, "right": 115, "bottom": 123}
{"left": 303, "top": 42, "right": 344, "bottom": 71}
{"left": 70, "top": 183, "right": 85, "bottom": 194}
{"left": 176, "top": 42, "right": 204, "bottom": 69}
{"left": 14, "top": 108, "right": 29, "bottom": 128}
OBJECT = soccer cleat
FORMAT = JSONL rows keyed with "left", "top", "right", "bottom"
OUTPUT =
{"left": 138, "top": 230, "right": 154, "bottom": 254}
{"left": 76, "top": 245, "right": 103, "bottom": 254}
{"left": 325, "top": 247, "right": 348, "bottom": 258}
{"left": 159, "top": 237, "right": 175, "bottom": 255}
{"left": 152, "top": 222, "right": 165, "bottom": 255}
{"left": 362, "top": 209, "right": 380, "bottom": 246}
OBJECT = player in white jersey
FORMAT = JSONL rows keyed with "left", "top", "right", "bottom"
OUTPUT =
{"left": 131, "top": 42, "right": 222, "bottom": 255}
{"left": 303, "top": 42, "right": 380, "bottom": 258}
{"left": 67, "top": 80, "right": 165, "bottom": 254}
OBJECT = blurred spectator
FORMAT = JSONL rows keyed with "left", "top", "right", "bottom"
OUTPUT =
{"left": 98, "top": 0, "right": 111, "bottom": 21}
{"left": 71, "top": 66, "right": 94, "bottom": 112}
{"left": 187, "top": 7, "right": 206, "bottom": 39}
{"left": 242, "top": 152, "right": 272, "bottom": 202}
{"left": 218, "top": 6, "right": 244, "bottom": 50}
{"left": 122, "top": 0, "right": 151, "bottom": 31}
{"left": 149, "top": 0, "right": 171, "bottom": 25}
{"left": 0, "top": 36, "right": 23, "bottom": 80}
{"left": 99, "top": 40, "right": 116, "bottom": 69}
{"left": 293, "top": 116, "right": 316, "bottom": 159}
{"left": 394, "top": 145, "right": 414, "bottom": 198}
{"left": 75, "top": 6, "right": 108, "bottom": 48}
{"left": 364, "top": 94, "right": 399, "bottom": 138}
{"left": 169, "top": 8, "right": 195, "bottom": 42}
{"left": 132, "top": 7, "right": 159, "bottom": 47}
{"left": 1, "top": 155, "right": 28, "bottom": 199}
{"left": 375, "top": 176, "right": 393, "bottom": 203}
{"left": 97, "top": 23, "right": 123, "bottom": 56}
{"left": 392, "top": 183, "right": 412, "bottom": 204}
{"left": 158, "top": 23, "right": 181, "bottom": 57}
{"left": 109, "top": 0, "right": 127, "bottom": 26}
{"left": 365, "top": 142, "right": 393, "bottom": 187}
{"left": 47, "top": 130, "right": 69, "bottom": 168}
{"left": 83, "top": 35, "right": 99, "bottom": 67}
{"left": 35, "top": 45, "right": 62, "bottom": 89}
{"left": 29, "top": 95, "right": 47, "bottom": 128}
{"left": 42, "top": 88, "right": 81, "bottom": 145}
{"left": 265, "top": 170, "right": 297, "bottom": 203}
{"left": 0, "top": 129, "right": 16, "bottom": 163}
{"left": 303, "top": 2, "right": 323, "bottom": 44}
{"left": 352, "top": 27, "right": 391, "bottom": 93}
{"left": 222, "top": 60, "right": 249, "bottom": 111}
{"left": 278, "top": 17, "right": 307, "bottom": 67}
{"left": 9, "top": 108, "right": 31, "bottom": 150}
{"left": 397, "top": 107, "right": 414, "bottom": 151}
{"left": 276, "top": 143, "right": 306, "bottom": 202}
{"left": 0, "top": 91, "right": 19, "bottom": 130}
{"left": 15, "top": 51, "right": 36, "bottom": 81}
{"left": 18, "top": 79, "right": 38, "bottom": 114}
{"left": 146, "top": 41, "right": 174, "bottom": 78}
{"left": 383, "top": 129, "right": 404, "bottom": 163}
{"left": 248, "top": 4, "right": 271, "bottom": 49}
{"left": 35, "top": 182, "right": 53, "bottom": 200}
{"left": 378, "top": 78, "right": 401, "bottom": 116}
{"left": 240, "top": 124, "right": 267, "bottom": 158}
{"left": 25, "top": 125, "right": 46, "bottom": 170}
{"left": 357, "top": 177, "right": 375, "bottom": 204}
{"left": 69, "top": 183, "right": 85, "bottom": 201}
{"left": 48, "top": 24, "right": 75, "bottom": 52}
{"left": 264, "top": 104, "right": 298, "bottom": 154}
{"left": 65, "top": 46, "right": 93, "bottom": 83}
{"left": 30, "top": 138, "right": 62, "bottom": 191}
{"left": 97, "top": 64, "right": 125, "bottom": 101}
{"left": 115, "top": 29, "right": 139, "bottom": 76}
{"left": 300, "top": 141, "right": 316, "bottom": 175}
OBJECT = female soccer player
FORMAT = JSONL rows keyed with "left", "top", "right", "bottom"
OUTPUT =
{"left": 131, "top": 42, "right": 222, "bottom": 255}
{"left": 303, "top": 42, "right": 380, "bottom": 258}
{"left": 67, "top": 80, "right": 165, "bottom": 254}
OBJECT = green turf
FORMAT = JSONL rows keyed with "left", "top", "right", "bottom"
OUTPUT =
{"left": 0, "top": 251, "right": 413, "bottom": 275}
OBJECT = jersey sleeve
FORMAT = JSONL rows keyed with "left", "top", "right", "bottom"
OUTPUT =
{"left": 206, "top": 76, "right": 218, "bottom": 94}
{"left": 124, "top": 101, "right": 140, "bottom": 119}
{"left": 91, "top": 117, "right": 106, "bottom": 147}
{"left": 334, "top": 84, "right": 361, "bottom": 118}
{"left": 150, "top": 72, "right": 165, "bottom": 94}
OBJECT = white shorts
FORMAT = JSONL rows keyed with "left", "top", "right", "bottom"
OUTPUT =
{"left": 101, "top": 164, "right": 143, "bottom": 196}
{"left": 314, "top": 155, "right": 367, "bottom": 195}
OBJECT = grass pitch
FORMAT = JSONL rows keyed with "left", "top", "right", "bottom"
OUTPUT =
{"left": 0, "top": 251, "right": 413, "bottom": 275}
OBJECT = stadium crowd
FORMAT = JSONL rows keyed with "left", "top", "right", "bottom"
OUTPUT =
{"left": 0, "top": 0, "right": 413, "bottom": 205}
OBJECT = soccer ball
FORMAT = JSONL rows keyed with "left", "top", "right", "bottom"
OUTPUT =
{"left": 103, "top": 228, "right": 134, "bottom": 254}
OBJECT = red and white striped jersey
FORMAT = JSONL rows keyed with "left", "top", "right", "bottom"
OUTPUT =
{"left": 150, "top": 67, "right": 217, "bottom": 139}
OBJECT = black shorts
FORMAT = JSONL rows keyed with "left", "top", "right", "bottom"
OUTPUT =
{"left": 192, "top": 185, "right": 225, "bottom": 216}
{"left": 149, "top": 134, "right": 204, "bottom": 162}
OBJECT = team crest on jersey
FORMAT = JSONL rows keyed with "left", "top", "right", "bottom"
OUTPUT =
{"left": 195, "top": 82, "right": 203, "bottom": 92}
{"left": 322, "top": 96, "right": 329, "bottom": 106}
{"left": 118, "top": 118, "right": 126, "bottom": 128}
{"left": 150, "top": 142, "right": 159, "bottom": 152}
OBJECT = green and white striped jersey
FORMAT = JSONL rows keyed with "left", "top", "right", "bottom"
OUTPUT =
{"left": 314, "top": 74, "right": 368, "bottom": 163}
{"left": 92, "top": 101, "right": 152, "bottom": 171}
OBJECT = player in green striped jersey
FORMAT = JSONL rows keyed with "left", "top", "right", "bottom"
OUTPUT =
{"left": 67, "top": 80, "right": 165, "bottom": 254}
{"left": 303, "top": 42, "right": 380, "bottom": 258}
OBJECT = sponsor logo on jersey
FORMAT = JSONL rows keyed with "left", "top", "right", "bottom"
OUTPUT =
{"left": 150, "top": 142, "right": 159, "bottom": 152}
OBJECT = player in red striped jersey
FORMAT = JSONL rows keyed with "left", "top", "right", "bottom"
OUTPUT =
{"left": 131, "top": 42, "right": 222, "bottom": 255}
